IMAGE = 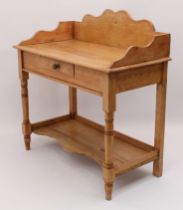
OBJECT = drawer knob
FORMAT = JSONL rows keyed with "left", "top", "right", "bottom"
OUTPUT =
{"left": 53, "top": 63, "right": 61, "bottom": 70}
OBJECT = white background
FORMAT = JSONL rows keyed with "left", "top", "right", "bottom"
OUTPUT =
{"left": 0, "top": 0, "right": 182, "bottom": 210}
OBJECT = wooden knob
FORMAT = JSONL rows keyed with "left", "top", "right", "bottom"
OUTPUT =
{"left": 52, "top": 63, "right": 60, "bottom": 70}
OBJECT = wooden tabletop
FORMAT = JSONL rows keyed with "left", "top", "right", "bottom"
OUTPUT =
{"left": 16, "top": 40, "right": 126, "bottom": 71}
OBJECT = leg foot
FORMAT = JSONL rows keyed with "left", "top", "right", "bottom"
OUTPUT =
{"left": 24, "top": 136, "right": 31, "bottom": 150}
{"left": 153, "top": 159, "right": 163, "bottom": 177}
{"left": 105, "top": 182, "right": 113, "bottom": 200}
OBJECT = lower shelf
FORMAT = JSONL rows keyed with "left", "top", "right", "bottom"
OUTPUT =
{"left": 32, "top": 115, "right": 158, "bottom": 175}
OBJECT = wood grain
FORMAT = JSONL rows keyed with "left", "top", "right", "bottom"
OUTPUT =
{"left": 15, "top": 9, "right": 170, "bottom": 72}
{"left": 103, "top": 111, "right": 115, "bottom": 200}
{"left": 69, "top": 87, "right": 77, "bottom": 118}
{"left": 19, "top": 21, "right": 74, "bottom": 46}
{"left": 15, "top": 9, "right": 171, "bottom": 200}
{"left": 75, "top": 9, "right": 155, "bottom": 48}
{"left": 70, "top": 115, "right": 155, "bottom": 152}
{"left": 20, "top": 72, "right": 31, "bottom": 150}
{"left": 114, "top": 63, "right": 162, "bottom": 93}
{"left": 33, "top": 116, "right": 158, "bottom": 175}
{"left": 153, "top": 63, "right": 168, "bottom": 177}
{"left": 112, "top": 33, "right": 171, "bottom": 68}
{"left": 32, "top": 115, "right": 70, "bottom": 131}
{"left": 75, "top": 66, "right": 105, "bottom": 93}
{"left": 23, "top": 52, "right": 74, "bottom": 78}
{"left": 15, "top": 36, "right": 170, "bottom": 73}
{"left": 17, "top": 40, "right": 123, "bottom": 71}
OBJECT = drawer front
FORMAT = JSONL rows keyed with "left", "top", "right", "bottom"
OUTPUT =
{"left": 23, "top": 52, "right": 74, "bottom": 79}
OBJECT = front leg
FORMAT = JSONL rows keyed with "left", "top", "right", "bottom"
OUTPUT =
{"left": 102, "top": 75, "right": 116, "bottom": 200}
{"left": 21, "top": 72, "right": 31, "bottom": 150}
{"left": 103, "top": 112, "right": 115, "bottom": 200}
{"left": 153, "top": 63, "right": 168, "bottom": 176}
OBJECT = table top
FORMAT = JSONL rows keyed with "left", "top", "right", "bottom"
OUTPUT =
{"left": 16, "top": 40, "right": 126, "bottom": 71}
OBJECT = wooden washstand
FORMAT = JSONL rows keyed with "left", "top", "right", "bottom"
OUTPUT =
{"left": 15, "top": 10, "right": 171, "bottom": 200}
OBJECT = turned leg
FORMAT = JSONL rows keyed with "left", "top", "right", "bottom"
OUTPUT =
{"left": 21, "top": 72, "right": 31, "bottom": 150}
{"left": 102, "top": 76, "right": 116, "bottom": 200}
{"left": 153, "top": 63, "right": 168, "bottom": 177}
{"left": 103, "top": 112, "right": 115, "bottom": 200}
{"left": 69, "top": 87, "right": 77, "bottom": 119}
